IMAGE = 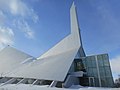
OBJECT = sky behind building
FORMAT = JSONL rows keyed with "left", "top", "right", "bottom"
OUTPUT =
{"left": 0, "top": 0, "right": 120, "bottom": 80}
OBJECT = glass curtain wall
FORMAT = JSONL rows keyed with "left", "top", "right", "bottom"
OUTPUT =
{"left": 82, "top": 54, "right": 114, "bottom": 87}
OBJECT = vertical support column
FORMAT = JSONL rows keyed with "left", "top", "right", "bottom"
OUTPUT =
{"left": 49, "top": 81, "right": 57, "bottom": 87}
{"left": 32, "top": 79, "right": 39, "bottom": 85}
{"left": 17, "top": 78, "right": 28, "bottom": 84}
{"left": 0, "top": 78, "right": 16, "bottom": 86}
{"left": 92, "top": 77, "right": 95, "bottom": 87}
{"left": 88, "top": 77, "right": 91, "bottom": 86}
{"left": 95, "top": 56, "right": 101, "bottom": 87}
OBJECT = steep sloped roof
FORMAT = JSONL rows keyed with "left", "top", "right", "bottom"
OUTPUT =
{"left": 5, "top": 2, "right": 81, "bottom": 82}
{"left": 0, "top": 46, "right": 35, "bottom": 76}
{"left": 6, "top": 48, "right": 78, "bottom": 81}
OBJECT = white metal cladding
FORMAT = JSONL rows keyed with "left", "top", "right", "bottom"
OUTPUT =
{"left": 0, "top": 46, "right": 34, "bottom": 76}
{"left": 38, "top": 2, "right": 81, "bottom": 59}
{"left": 6, "top": 49, "right": 79, "bottom": 81}
{"left": 5, "top": 2, "right": 81, "bottom": 81}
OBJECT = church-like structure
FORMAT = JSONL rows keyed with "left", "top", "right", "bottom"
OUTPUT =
{"left": 0, "top": 2, "right": 114, "bottom": 88}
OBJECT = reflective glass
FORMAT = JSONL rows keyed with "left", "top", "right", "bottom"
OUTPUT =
{"left": 105, "top": 67, "right": 111, "bottom": 77}
{"left": 92, "top": 68, "right": 98, "bottom": 78}
{"left": 101, "top": 77, "right": 106, "bottom": 87}
{"left": 97, "top": 55, "right": 102, "bottom": 60}
{"left": 91, "top": 60, "right": 96, "bottom": 67}
{"left": 87, "top": 57, "right": 92, "bottom": 68}
{"left": 94, "top": 78, "right": 99, "bottom": 87}
{"left": 99, "top": 67, "right": 105, "bottom": 77}
{"left": 106, "top": 77, "right": 114, "bottom": 87}
{"left": 98, "top": 59, "right": 104, "bottom": 66}
{"left": 87, "top": 68, "right": 93, "bottom": 76}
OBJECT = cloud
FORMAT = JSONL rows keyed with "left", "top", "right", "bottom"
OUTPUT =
{"left": 0, "top": 27, "right": 14, "bottom": 50}
{"left": 110, "top": 56, "right": 120, "bottom": 75}
{"left": 0, "top": 10, "right": 6, "bottom": 25}
{"left": 0, "top": 0, "right": 39, "bottom": 21}
{"left": 0, "top": 0, "right": 38, "bottom": 40}
{"left": 14, "top": 19, "right": 35, "bottom": 39}
{"left": 30, "top": 9, "right": 39, "bottom": 23}
{"left": 9, "top": 0, "right": 39, "bottom": 22}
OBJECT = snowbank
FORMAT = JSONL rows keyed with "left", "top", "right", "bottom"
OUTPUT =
{"left": 0, "top": 84, "right": 119, "bottom": 90}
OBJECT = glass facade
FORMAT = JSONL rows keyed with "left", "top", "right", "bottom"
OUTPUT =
{"left": 75, "top": 47, "right": 86, "bottom": 59}
{"left": 82, "top": 54, "right": 114, "bottom": 87}
{"left": 74, "top": 59, "right": 85, "bottom": 71}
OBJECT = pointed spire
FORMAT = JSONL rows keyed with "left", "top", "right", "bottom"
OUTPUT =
{"left": 70, "top": 1, "right": 86, "bottom": 58}
{"left": 71, "top": 1, "right": 76, "bottom": 10}
{"left": 72, "top": 1, "right": 75, "bottom": 6}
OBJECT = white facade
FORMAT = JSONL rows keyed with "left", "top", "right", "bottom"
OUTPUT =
{"left": 0, "top": 2, "right": 114, "bottom": 89}
{"left": 4, "top": 2, "right": 81, "bottom": 82}
{"left": 0, "top": 46, "right": 35, "bottom": 77}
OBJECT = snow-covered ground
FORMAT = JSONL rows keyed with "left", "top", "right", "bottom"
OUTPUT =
{"left": 0, "top": 84, "right": 119, "bottom": 90}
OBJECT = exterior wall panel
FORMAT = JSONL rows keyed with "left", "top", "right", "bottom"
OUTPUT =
{"left": 82, "top": 54, "right": 114, "bottom": 87}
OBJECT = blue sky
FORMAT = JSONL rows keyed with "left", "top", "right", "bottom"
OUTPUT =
{"left": 0, "top": 0, "right": 120, "bottom": 80}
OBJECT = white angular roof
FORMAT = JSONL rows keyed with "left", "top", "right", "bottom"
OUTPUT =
{"left": 5, "top": 2, "right": 81, "bottom": 82}
{"left": 6, "top": 49, "right": 78, "bottom": 81}
{"left": 0, "top": 46, "right": 34, "bottom": 76}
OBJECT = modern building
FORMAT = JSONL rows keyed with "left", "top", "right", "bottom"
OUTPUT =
{"left": 0, "top": 2, "right": 114, "bottom": 88}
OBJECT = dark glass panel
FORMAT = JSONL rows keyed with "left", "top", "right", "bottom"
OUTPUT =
{"left": 99, "top": 67, "right": 105, "bottom": 77}
{"left": 104, "top": 67, "right": 111, "bottom": 77}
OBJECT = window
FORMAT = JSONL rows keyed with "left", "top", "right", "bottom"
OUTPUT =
{"left": 97, "top": 55, "right": 102, "bottom": 60}
{"left": 104, "top": 67, "right": 111, "bottom": 77}
{"left": 86, "top": 57, "right": 92, "bottom": 68}
{"left": 103, "top": 59, "right": 109, "bottom": 66}
{"left": 101, "top": 77, "right": 106, "bottom": 87}
{"left": 87, "top": 68, "right": 93, "bottom": 76}
{"left": 103, "top": 54, "right": 108, "bottom": 60}
{"left": 97, "top": 55, "right": 104, "bottom": 67}
{"left": 82, "top": 59, "right": 86, "bottom": 69}
{"left": 92, "top": 68, "right": 98, "bottom": 78}
{"left": 75, "top": 61, "right": 84, "bottom": 71}
{"left": 91, "top": 59, "right": 96, "bottom": 67}
{"left": 94, "top": 78, "right": 99, "bottom": 87}
{"left": 98, "top": 59, "right": 104, "bottom": 67}
{"left": 105, "top": 77, "right": 114, "bottom": 87}
{"left": 99, "top": 67, "right": 105, "bottom": 77}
